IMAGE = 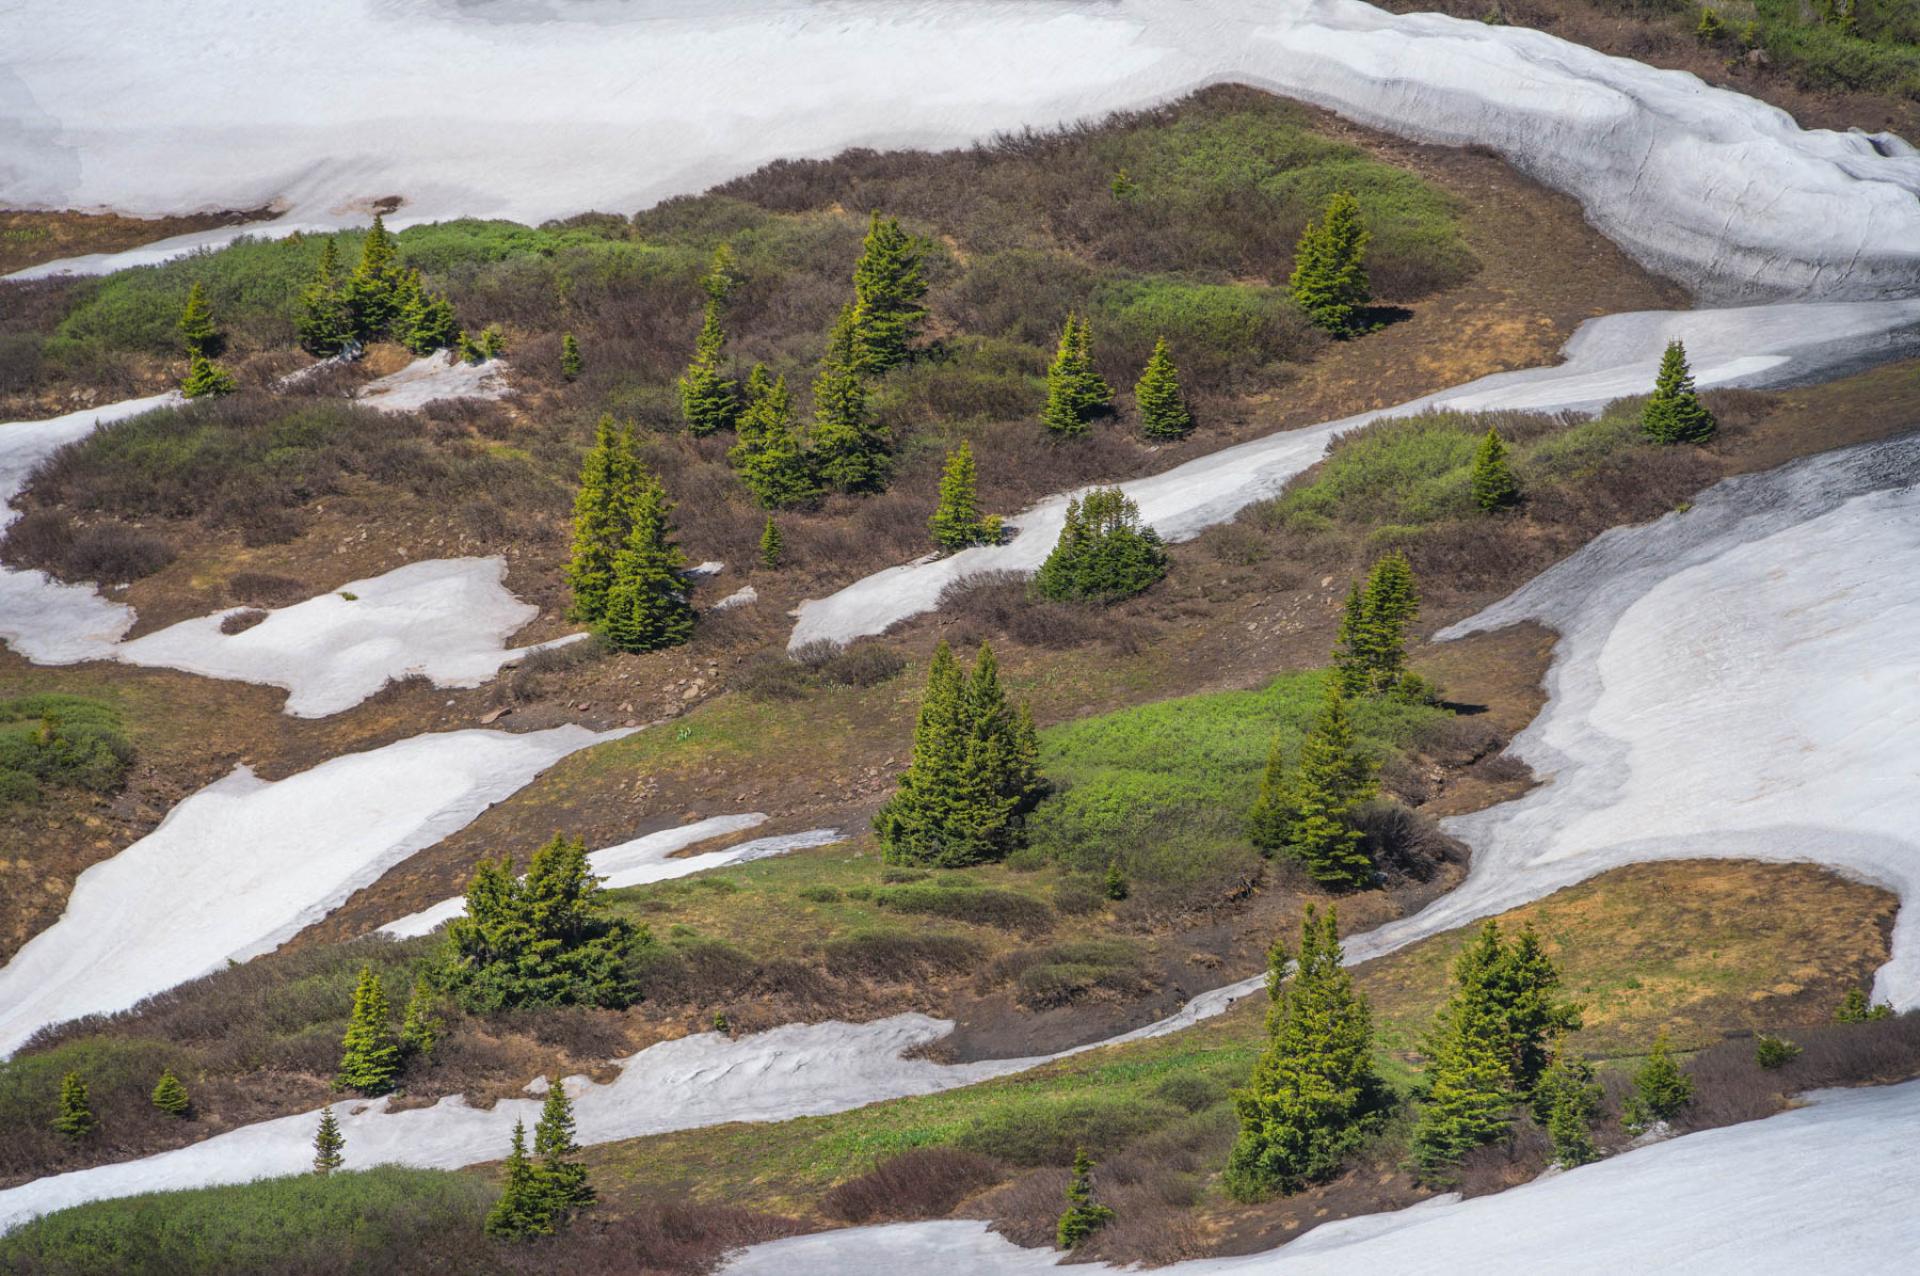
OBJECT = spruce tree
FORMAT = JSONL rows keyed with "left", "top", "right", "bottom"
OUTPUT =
{"left": 180, "top": 354, "right": 237, "bottom": 399}
{"left": 53, "top": 1071, "right": 94, "bottom": 1138}
{"left": 1226, "top": 906, "right": 1385, "bottom": 1198}
{"left": 729, "top": 370, "right": 821, "bottom": 509}
{"left": 759, "top": 515, "right": 783, "bottom": 569}
{"left": 1133, "top": 337, "right": 1192, "bottom": 440}
{"left": 561, "top": 333, "right": 583, "bottom": 381}
{"left": 401, "top": 975, "right": 442, "bottom": 1063}
{"left": 335, "top": 966, "right": 401, "bottom": 1095}
{"left": 478, "top": 325, "right": 506, "bottom": 360}
{"left": 1104, "top": 858, "right": 1129, "bottom": 902}
{"left": 929, "top": 441, "right": 1000, "bottom": 551}
{"left": 1411, "top": 980, "right": 1515, "bottom": 1182}
{"left": 564, "top": 415, "right": 638, "bottom": 624}
{"left": 1290, "top": 192, "right": 1372, "bottom": 337}
{"left": 1334, "top": 552, "right": 1421, "bottom": 699}
{"left": 678, "top": 300, "right": 738, "bottom": 436}
{"left": 1042, "top": 316, "right": 1089, "bottom": 437}
{"left": 151, "top": 1068, "right": 191, "bottom": 1117}
{"left": 1247, "top": 681, "right": 1378, "bottom": 890}
{"left": 312, "top": 1108, "right": 345, "bottom": 1175}
{"left": 1482, "top": 924, "right": 1583, "bottom": 1094}
{"left": 398, "top": 273, "right": 459, "bottom": 355}
{"left": 812, "top": 304, "right": 889, "bottom": 491}
{"left": 346, "top": 214, "right": 404, "bottom": 339}
{"left": 598, "top": 464, "right": 695, "bottom": 654}
{"left": 1640, "top": 340, "right": 1717, "bottom": 444}
{"left": 485, "top": 1119, "right": 548, "bottom": 1239}
{"left": 296, "top": 238, "right": 354, "bottom": 356}
{"left": 702, "top": 242, "right": 742, "bottom": 306}
{"left": 872, "top": 641, "right": 1044, "bottom": 867}
{"left": 1470, "top": 427, "right": 1519, "bottom": 511}
{"left": 1623, "top": 1030, "right": 1694, "bottom": 1133}
{"left": 850, "top": 212, "right": 928, "bottom": 374}
{"left": 177, "top": 282, "right": 220, "bottom": 357}
{"left": 1055, "top": 1148, "right": 1116, "bottom": 1249}
{"left": 1536, "top": 1048, "right": 1601, "bottom": 1168}
{"left": 1069, "top": 318, "right": 1112, "bottom": 418}
{"left": 1836, "top": 987, "right": 1893, "bottom": 1022}
{"left": 1032, "top": 488, "right": 1167, "bottom": 603}
{"left": 532, "top": 1084, "right": 594, "bottom": 1218}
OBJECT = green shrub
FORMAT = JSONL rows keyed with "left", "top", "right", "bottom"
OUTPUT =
{"left": 1091, "top": 277, "right": 1310, "bottom": 385}
{"left": 797, "top": 885, "right": 843, "bottom": 904}
{"left": 954, "top": 1095, "right": 1178, "bottom": 1166}
{"left": 873, "top": 884, "right": 1054, "bottom": 933}
{"left": 0, "top": 695, "right": 133, "bottom": 804}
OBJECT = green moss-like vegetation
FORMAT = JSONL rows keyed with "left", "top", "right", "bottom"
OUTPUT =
{"left": 0, "top": 695, "right": 133, "bottom": 806}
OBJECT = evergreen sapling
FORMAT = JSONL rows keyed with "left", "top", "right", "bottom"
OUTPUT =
{"left": 312, "top": 1108, "right": 345, "bottom": 1175}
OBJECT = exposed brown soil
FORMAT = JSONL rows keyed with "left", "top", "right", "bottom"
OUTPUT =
{"left": 0, "top": 207, "right": 277, "bottom": 277}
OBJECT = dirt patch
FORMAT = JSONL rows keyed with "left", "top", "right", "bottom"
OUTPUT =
{"left": 0, "top": 207, "right": 278, "bottom": 277}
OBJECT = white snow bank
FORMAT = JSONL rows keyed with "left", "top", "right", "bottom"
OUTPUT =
{"left": 1338, "top": 434, "right": 1920, "bottom": 1008}
{"left": 721, "top": 1079, "right": 1920, "bottom": 1275}
{"left": 0, "top": 394, "right": 175, "bottom": 661}
{"left": 113, "top": 557, "right": 576, "bottom": 718}
{"left": 8, "top": 2, "right": 1919, "bottom": 302}
{"left": 0, "top": 724, "right": 631, "bottom": 1057}
{"left": 377, "top": 815, "right": 844, "bottom": 938}
{"left": 790, "top": 298, "right": 1920, "bottom": 650}
{"left": 355, "top": 354, "right": 507, "bottom": 414}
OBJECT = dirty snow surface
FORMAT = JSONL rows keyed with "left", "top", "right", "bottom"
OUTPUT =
{"left": 355, "top": 354, "right": 508, "bottom": 414}
{"left": 8, "top": 2, "right": 1920, "bottom": 303}
{"left": 790, "top": 299, "right": 1920, "bottom": 650}
{"left": 0, "top": 724, "right": 629, "bottom": 1057}
{"left": 720, "top": 1079, "right": 1920, "bottom": 1275}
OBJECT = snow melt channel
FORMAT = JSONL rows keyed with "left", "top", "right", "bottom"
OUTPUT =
{"left": 0, "top": 724, "right": 631, "bottom": 1057}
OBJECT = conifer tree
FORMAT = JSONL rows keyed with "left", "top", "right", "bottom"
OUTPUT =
{"left": 397, "top": 272, "right": 459, "bottom": 355}
{"left": 296, "top": 238, "right": 354, "bottom": 356}
{"left": 1411, "top": 980, "right": 1515, "bottom": 1182}
{"left": 401, "top": 975, "right": 442, "bottom": 1063}
{"left": 53, "top": 1071, "right": 94, "bottom": 1138}
{"left": 702, "top": 242, "right": 742, "bottom": 306}
{"left": 1042, "top": 316, "right": 1089, "bottom": 437}
{"left": 485, "top": 1119, "right": 548, "bottom": 1239}
{"left": 1104, "top": 858, "right": 1129, "bottom": 902}
{"left": 678, "top": 300, "right": 738, "bottom": 436}
{"left": 598, "top": 464, "right": 695, "bottom": 653}
{"left": 1536, "top": 1048, "right": 1602, "bottom": 1168}
{"left": 151, "top": 1068, "right": 191, "bottom": 1117}
{"left": 1623, "top": 1030, "right": 1694, "bottom": 1133}
{"left": 759, "top": 515, "right": 783, "bottom": 569}
{"left": 1056, "top": 1148, "right": 1116, "bottom": 1249}
{"left": 729, "top": 369, "right": 821, "bottom": 509}
{"left": 1226, "top": 907, "right": 1385, "bottom": 1198}
{"left": 1334, "top": 552, "right": 1421, "bottom": 699}
{"left": 1835, "top": 986, "right": 1893, "bottom": 1022}
{"left": 345, "top": 214, "right": 404, "bottom": 339}
{"left": 1481, "top": 924, "right": 1583, "bottom": 1094}
{"left": 1640, "top": 340, "right": 1717, "bottom": 444}
{"left": 335, "top": 966, "right": 401, "bottom": 1095}
{"left": 532, "top": 1084, "right": 593, "bottom": 1218}
{"left": 1470, "top": 427, "right": 1519, "bottom": 511}
{"left": 1069, "top": 318, "right": 1112, "bottom": 418}
{"left": 180, "top": 354, "right": 237, "bottom": 399}
{"left": 1133, "top": 337, "right": 1193, "bottom": 440}
{"left": 1032, "top": 488, "right": 1167, "bottom": 602}
{"left": 849, "top": 212, "right": 928, "bottom": 374}
{"left": 177, "top": 282, "right": 220, "bottom": 357}
{"left": 561, "top": 333, "right": 583, "bottom": 381}
{"left": 478, "top": 325, "right": 506, "bottom": 360}
{"left": 1289, "top": 192, "right": 1372, "bottom": 337}
{"left": 1247, "top": 681, "right": 1378, "bottom": 890}
{"left": 929, "top": 442, "right": 1001, "bottom": 551}
{"left": 312, "top": 1108, "right": 345, "bottom": 1175}
{"left": 873, "top": 641, "right": 1044, "bottom": 867}
{"left": 565, "top": 415, "right": 638, "bottom": 624}
{"left": 812, "top": 304, "right": 889, "bottom": 491}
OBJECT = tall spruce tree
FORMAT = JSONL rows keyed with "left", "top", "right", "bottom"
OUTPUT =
{"left": 1040, "top": 314, "right": 1112, "bottom": 436}
{"left": 1534, "top": 1046, "right": 1602, "bottom": 1168}
{"left": 1623, "top": 1030, "right": 1694, "bottom": 1133}
{"left": 533, "top": 1084, "right": 594, "bottom": 1217}
{"left": 1133, "top": 337, "right": 1193, "bottom": 440}
{"left": 1289, "top": 192, "right": 1372, "bottom": 337}
{"left": 1069, "top": 318, "right": 1112, "bottom": 417}
{"left": 1032, "top": 488, "right": 1167, "bottom": 602}
{"left": 53, "top": 1071, "right": 94, "bottom": 1138}
{"left": 1470, "top": 427, "right": 1520, "bottom": 511}
{"left": 759, "top": 515, "right": 783, "bottom": 569}
{"left": 599, "top": 464, "right": 695, "bottom": 653}
{"left": 678, "top": 300, "right": 738, "bottom": 436}
{"left": 312, "top": 1108, "right": 345, "bottom": 1175}
{"left": 1411, "top": 985, "right": 1516, "bottom": 1182}
{"left": 850, "top": 212, "right": 928, "bottom": 374}
{"left": 1334, "top": 552, "right": 1421, "bottom": 699}
{"left": 296, "top": 238, "right": 354, "bottom": 355}
{"left": 929, "top": 442, "right": 1000, "bottom": 550}
{"left": 561, "top": 332, "right": 583, "bottom": 381}
{"left": 177, "top": 282, "right": 220, "bottom": 357}
{"left": 1641, "top": 339, "right": 1717, "bottom": 444}
{"left": 1056, "top": 1148, "right": 1117, "bottom": 1249}
{"left": 151, "top": 1068, "right": 191, "bottom": 1117}
{"left": 1247, "top": 681, "right": 1378, "bottom": 890}
{"left": 873, "top": 641, "right": 1044, "bottom": 867}
{"left": 335, "top": 966, "right": 401, "bottom": 1095}
{"left": 702, "top": 242, "right": 742, "bottom": 306}
{"left": 401, "top": 975, "right": 442, "bottom": 1063}
{"left": 345, "top": 214, "right": 404, "bottom": 339}
{"left": 729, "top": 369, "right": 820, "bottom": 509}
{"left": 485, "top": 1119, "right": 548, "bottom": 1239}
{"left": 1225, "top": 906, "right": 1385, "bottom": 1199}
{"left": 398, "top": 271, "right": 459, "bottom": 354}
{"left": 812, "top": 304, "right": 889, "bottom": 491}
{"left": 180, "top": 354, "right": 237, "bottom": 399}
{"left": 565, "top": 415, "right": 639, "bottom": 623}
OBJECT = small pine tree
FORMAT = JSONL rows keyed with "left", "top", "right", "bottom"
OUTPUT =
{"left": 177, "top": 282, "right": 221, "bottom": 357}
{"left": 1104, "top": 858, "right": 1129, "bottom": 902}
{"left": 1755, "top": 1034, "right": 1801, "bottom": 1069}
{"left": 401, "top": 975, "right": 442, "bottom": 1063}
{"left": 1470, "top": 427, "right": 1519, "bottom": 511}
{"left": 702, "top": 242, "right": 742, "bottom": 306}
{"left": 1247, "top": 681, "right": 1378, "bottom": 889}
{"left": 335, "top": 966, "right": 401, "bottom": 1095}
{"left": 1040, "top": 314, "right": 1113, "bottom": 437}
{"left": 398, "top": 274, "right": 459, "bottom": 355}
{"left": 1225, "top": 907, "right": 1385, "bottom": 1198}
{"left": 812, "top": 304, "right": 890, "bottom": 491}
{"left": 729, "top": 370, "right": 821, "bottom": 509}
{"left": 561, "top": 333, "right": 583, "bottom": 381}
{"left": 312, "top": 1108, "right": 345, "bottom": 1174}
{"left": 1032, "top": 488, "right": 1167, "bottom": 603}
{"left": 1290, "top": 192, "right": 1372, "bottom": 337}
{"left": 1068, "top": 318, "right": 1113, "bottom": 418}
{"left": 53, "top": 1071, "right": 94, "bottom": 1138}
{"left": 1334, "top": 552, "right": 1421, "bottom": 699}
{"left": 849, "top": 212, "right": 928, "bottom": 374}
{"left": 1696, "top": 6, "right": 1725, "bottom": 42}
{"left": 532, "top": 1084, "right": 594, "bottom": 1219}
{"left": 1641, "top": 340, "right": 1717, "bottom": 444}
{"left": 180, "top": 354, "right": 237, "bottom": 399}
{"left": 1835, "top": 987, "right": 1893, "bottom": 1022}
{"left": 1411, "top": 986, "right": 1516, "bottom": 1182}
{"left": 478, "top": 325, "right": 506, "bottom": 360}
{"left": 759, "top": 515, "right": 783, "bottom": 569}
{"left": 1538, "top": 1049, "right": 1601, "bottom": 1168}
{"left": 564, "top": 415, "right": 639, "bottom": 624}
{"left": 296, "top": 238, "right": 354, "bottom": 356}
{"left": 929, "top": 442, "right": 1000, "bottom": 551}
{"left": 1056, "top": 1148, "right": 1116, "bottom": 1249}
{"left": 485, "top": 1119, "right": 549, "bottom": 1239}
{"left": 598, "top": 465, "right": 695, "bottom": 654}
{"left": 1622, "top": 1030, "right": 1694, "bottom": 1133}
{"left": 678, "top": 300, "right": 739, "bottom": 436}
{"left": 151, "top": 1068, "right": 191, "bottom": 1117}
{"left": 1133, "top": 338, "right": 1193, "bottom": 440}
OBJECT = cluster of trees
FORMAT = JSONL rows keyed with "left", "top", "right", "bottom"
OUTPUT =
{"left": 873, "top": 640, "right": 1045, "bottom": 867}
{"left": 486, "top": 1087, "right": 594, "bottom": 1240}
{"left": 929, "top": 442, "right": 1002, "bottom": 551}
{"left": 1642, "top": 339, "right": 1717, "bottom": 445}
{"left": 1032, "top": 488, "right": 1168, "bottom": 602}
{"left": 49, "top": 1066, "right": 193, "bottom": 1139}
{"left": 1290, "top": 192, "right": 1371, "bottom": 337}
{"left": 566, "top": 416, "right": 695, "bottom": 653}
{"left": 333, "top": 966, "right": 443, "bottom": 1097}
{"left": 294, "top": 215, "right": 464, "bottom": 359}
{"left": 1334, "top": 551, "right": 1423, "bottom": 701}
{"left": 1041, "top": 320, "right": 1194, "bottom": 441}
{"left": 177, "top": 283, "right": 236, "bottom": 398}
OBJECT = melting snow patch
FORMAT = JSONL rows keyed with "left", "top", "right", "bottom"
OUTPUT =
{"left": 0, "top": 724, "right": 631, "bottom": 1057}
{"left": 355, "top": 354, "right": 506, "bottom": 414}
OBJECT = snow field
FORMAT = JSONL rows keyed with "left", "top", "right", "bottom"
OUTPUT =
{"left": 354, "top": 354, "right": 508, "bottom": 414}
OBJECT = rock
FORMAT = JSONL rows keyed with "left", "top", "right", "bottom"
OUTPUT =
{"left": 1746, "top": 48, "right": 1771, "bottom": 69}
{"left": 480, "top": 706, "right": 511, "bottom": 724}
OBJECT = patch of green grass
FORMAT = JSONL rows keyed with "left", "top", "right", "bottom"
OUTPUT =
{"left": 1091, "top": 276, "right": 1309, "bottom": 385}
{"left": 1751, "top": 0, "right": 1920, "bottom": 98}
{"left": 0, "top": 695, "right": 133, "bottom": 805}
